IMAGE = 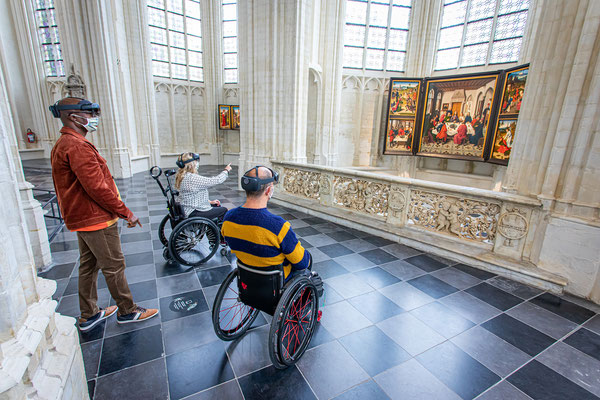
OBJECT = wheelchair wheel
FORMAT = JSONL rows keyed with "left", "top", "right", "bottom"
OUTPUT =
{"left": 212, "top": 270, "right": 260, "bottom": 341}
{"left": 269, "top": 276, "right": 319, "bottom": 369}
{"left": 168, "top": 217, "right": 220, "bottom": 266}
{"left": 158, "top": 214, "right": 171, "bottom": 247}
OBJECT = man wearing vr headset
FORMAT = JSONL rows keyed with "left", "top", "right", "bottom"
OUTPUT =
{"left": 221, "top": 166, "right": 323, "bottom": 292}
{"left": 50, "top": 97, "right": 158, "bottom": 331}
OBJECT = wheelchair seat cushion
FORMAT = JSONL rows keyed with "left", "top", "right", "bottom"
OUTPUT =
{"left": 237, "top": 263, "right": 283, "bottom": 315}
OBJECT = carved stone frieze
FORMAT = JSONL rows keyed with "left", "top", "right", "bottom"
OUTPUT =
{"left": 388, "top": 185, "right": 407, "bottom": 218}
{"left": 333, "top": 177, "right": 390, "bottom": 217}
{"left": 407, "top": 190, "right": 500, "bottom": 243}
{"left": 319, "top": 174, "right": 332, "bottom": 196}
{"left": 283, "top": 168, "right": 320, "bottom": 200}
{"left": 497, "top": 207, "right": 529, "bottom": 247}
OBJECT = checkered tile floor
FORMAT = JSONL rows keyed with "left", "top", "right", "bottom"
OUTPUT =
{"left": 26, "top": 163, "right": 600, "bottom": 400}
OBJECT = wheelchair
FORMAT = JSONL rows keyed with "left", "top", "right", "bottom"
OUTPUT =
{"left": 149, "top": 166, "right": 230, "bottom": 267}
{"left": 212, "top": 261, "right": 322, "bottom": 369}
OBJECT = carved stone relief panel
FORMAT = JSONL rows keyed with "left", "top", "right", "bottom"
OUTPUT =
{"left": 282, "top": 168, "right": 321, "bottom": 200}
{"left": 494, "top": 206, "right": 531, "bottom": 258}
{"left": 387, "top": 184, "right": 408, "bottom": 224}
{"left": 319, "top": 173, "right": 334, "bottom": 206}
{"left": 407, "top": 190, "right": 501, "bottom": 244}
{"left": 333, "top": 176, "right": 390, "bottom": 217}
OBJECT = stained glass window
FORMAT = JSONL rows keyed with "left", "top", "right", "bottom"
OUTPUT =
{"left": 35, "top": 0, "right": 65, "bottom": 77}
{"left": 222, "top": 0, "right": 238, "bottom": 83}
{"left": 435, "top": 0, "right": 529, "bottom": 70}
{"left": 147, "top": 0, "right": 204, "bottom": 82}
{"left": 343, "top": 0, "right": 412, "bottom": 72}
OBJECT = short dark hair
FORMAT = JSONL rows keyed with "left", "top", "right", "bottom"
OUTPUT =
{"left": 244, "top": 167, "right": 273, "bottom": 198}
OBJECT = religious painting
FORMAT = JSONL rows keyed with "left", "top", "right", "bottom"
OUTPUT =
{"left": 388, "top": 79, "right": 420, "bottom": 117}
{"left": 231, "top": 105, "right": 240, "bottom": 130}
{"left": 499, "top": 65, "right": 529, "bottom": 116}
{"left": 489, "top": 119, "right": 517, "bottom": 164}
{"left": 218, "top": 105, "right": 231, "bottom": 130}
{"left": 384, "top": 118, "right": 415, "bottom": 155}
{"left": 417, "top": 72, "right": 501, "bottom": 161}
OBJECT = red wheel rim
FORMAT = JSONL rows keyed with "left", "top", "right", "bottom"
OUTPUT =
{"left": 279, "top": 286, "right": 316, "bottom": 363}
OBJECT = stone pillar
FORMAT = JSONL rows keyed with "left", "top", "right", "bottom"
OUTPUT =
{"left": 0, "top": 49, "right": 88, "bottom": 400}
{"left": 502, "top": 0, "right": 600, "bottom": 302}
{"left": 238, "top": 0, "right": 312, "bottom": 175}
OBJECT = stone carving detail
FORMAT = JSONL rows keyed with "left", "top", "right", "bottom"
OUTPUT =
{"left": 408, "top": 190, "right": 500, "bottom": 243}
{"left": 65, "top": 65, "right": 86, "bottom": 98}
{"left": 498, "top": 208, "right": 528, "bottom": 247}
{"left": 319, "top": 174, "right": 332, "bottom": 195}
{"left": 333, "top": 177, "right": 390, "bottom": 217}
{"left": 283, "top": 168, "right": 320, "bottom": 200}
{"left": 388, "top": 186, "right": 407, "bottom": 217}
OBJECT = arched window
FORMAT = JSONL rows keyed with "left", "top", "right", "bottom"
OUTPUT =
{"left": 147, "top": 0, "right": 204, "bottom": 82}
{"left": 435, "top": 0, "right": 529, "bottom": 70}
{"left": 343, "top": 0, "right": 412, "bottom": 72}
{"left": 34, "top": 0, "right": 65, "bottom": 77}
{"left": 222, "top": 0, "right": 238, "bottom": 84}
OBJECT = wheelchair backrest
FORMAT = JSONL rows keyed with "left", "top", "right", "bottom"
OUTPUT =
{"left": 237, "top": 262, "right": 284, "bottom": 315}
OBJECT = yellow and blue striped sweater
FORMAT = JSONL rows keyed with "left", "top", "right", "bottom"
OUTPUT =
{"left": 221, "top": 207, "right": 311, "bottom": 279}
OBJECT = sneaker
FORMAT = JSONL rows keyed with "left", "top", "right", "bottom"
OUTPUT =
{"left": 78, "top": 306, "right": 117, "bottom": 332}
{"left": 310, "top": 271, "right": 324, "bottom": 297}
{"left": 116, "top": 307, "right": 159, "bottom": 324}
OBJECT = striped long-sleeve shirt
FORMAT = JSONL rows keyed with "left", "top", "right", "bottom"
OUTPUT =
{"left": 221, "top": 207, "right": 311, "bottom": 279}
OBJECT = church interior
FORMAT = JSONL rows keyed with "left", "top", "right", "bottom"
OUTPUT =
{"left": 1, "top": 0, "right": 600, "bottom": 399}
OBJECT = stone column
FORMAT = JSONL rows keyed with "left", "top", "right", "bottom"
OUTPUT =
{"left": 0, "top": 49, "right": 88, "bottom": 400}
{"left": 238, "top": 0, "right": 312, "bottom": 175}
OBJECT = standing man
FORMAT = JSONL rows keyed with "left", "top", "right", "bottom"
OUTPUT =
{"left": 50, "top": 97, "right": 158, "bottom": 331}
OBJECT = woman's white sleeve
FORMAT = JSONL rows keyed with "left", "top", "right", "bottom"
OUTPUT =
{"left": 186, "top": 171, "right": 228, "bottom": 190}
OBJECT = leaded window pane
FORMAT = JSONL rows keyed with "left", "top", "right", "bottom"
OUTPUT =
{"left": 499, "top": 0, "right": 529, "bottom": 14}
{"left": 188, "top": 35, "right": 202, "bottom": 51}
{"left": 223, "top": 53, "right": 237, "bottom": 68}
{"left": 169, "top": 30, "right": 185, "bottom": 48}
{"left": 346, "top": 1, "right": 368, "bottom": 25}
{"left": 495, "top": 11, "right": 528, "bottom": 40}
{"left": 149, "top": 26, "right": 167, "bottom": 44}
{"left": 223, "top": 21, "right": 237, "bottom": 37}
{"left": 386, "top": 50, "right": 405, "bottom": 71}
{"left": 223, "top": 37, "right": 237, "bottom": 52}
{"left": 388, "top": 29, "right": 407, "bottom": 51}
{"left": 151, "top": 43, "right": 168, "bottom": 61}
{"left": 435, "top": 47, "right": 460, "bottom": 70}
{"left": 148, "top": 7, "right": 166, "bottom": 26}
{"left": 365, "top": 48, "right": 384, "bottom": 70}
{"left": 222, "top": 3, "right": 237, "bottom": 20}
{"left": 148, "top": 0, "right": 165, "bottom": 9}
{"left": 190, "top": 66, "right": 203, "bottom": 82}
{"left": 188, "top": 50, "right": 203, "bottom": 67}
{"left": 461, "top": 43, "right": 488, "bottom": 66}
{"left": 441, "top": 0, "right": 467, "bottom": 28}
{"left": 224, "top": 69, "right": 237, "bottom": 84}
{"left": 168, "top": 12, "right": 184, "bottom": 31}
{"left": 489, "top": 37, "right": 522, "bottom": 63}
{"left": 172, "top": 63, "right": 187, "bottom": 79}
{"left": 464, "top": 18, "right": 492, "bottom": 44}
{"left": 468, "top": 0, "right": 496, "bottom": 21}
{"left": 367, "top": 26, "right": 387, "bottom": 49}
{"left": 185, "top": 0, "right": 200, "bottom": 19}
{"left": 369, "top": 3, "right": 389, "bottom": 27}
{"left": 393, "top": 0, "right": 411, "bottom": 6}
{"left": 343, "top": 46, "right": 363, "bottom": 68}
{"left": 170, "top": 47, "right": 186, "bottom": 64}
{"left": 39, "top": 28, "right": 51, "bottom": 45}
{"left": 438, "top": 25, "right": 464, "bottom": 50}
{"left": 186, "top": 17, "right": 202, "bottom": 36}
{"left": 390, "top": 6, "right": 410, "bottom": 29}
{"left": 152, "top": 60, "right": 170, "bottom": 77}
{"left": 344, "top": 24, "right": 366, "bottom": 47}
{"left": 166, "top": 0, "right": 182, "bottom": 14}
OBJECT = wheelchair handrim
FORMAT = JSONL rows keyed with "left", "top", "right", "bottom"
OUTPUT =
{"left": 278, "top": 284, "right": 318, "bottom": 364}
{"left": 169, "top": 218, "right": 219, "bottom": 266}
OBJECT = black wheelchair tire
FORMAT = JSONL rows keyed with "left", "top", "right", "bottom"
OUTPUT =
{"left": 212, "top": 270, "right": 260, "bottom": 341}
{"left": 168, "top": 217, "right": 220, "bottom": 266}
{"left": 269, "top": 276, "right": 319, "bottom": 369}
{"left": 158, "top": 214, "right": 171, "bottom": 247}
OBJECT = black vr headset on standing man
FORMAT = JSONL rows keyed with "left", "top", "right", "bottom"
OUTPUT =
{"left": 48, "top": 98, "right": 101, "bottom": 118}
{"left": 241, "top": 166, "right": 279, "bottom": 191}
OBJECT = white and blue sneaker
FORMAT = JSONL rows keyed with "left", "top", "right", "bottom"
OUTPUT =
{"left": 78, "top": 306, "right": 117, "bottom": 332}
{"left": 116, "top": 306, "right": 159, "bottom": 324}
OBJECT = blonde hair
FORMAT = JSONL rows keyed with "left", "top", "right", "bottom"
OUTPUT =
{"left": 175, "top": 152, "right": 198, "bottom": 189}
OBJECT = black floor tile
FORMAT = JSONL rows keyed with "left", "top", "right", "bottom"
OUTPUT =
{"left": 150, "top": 209, "right": 167, "bottom": 216}
{"left": 95, "top": 358, "right": 168, "bottom": 400}
{"left": 185, "top": 379, "right": 243, "bottom": 400}
{"left": 279, "top": 213, "right": 297, "bottom": 220}
{"left": 362, "top": 236, "right": 395, "bottom": 247}
{"left": 197, "top": 265, "right": 233, "bottom": 287}
{"left": 507, "top": 360, "right": 597, "bottom": 400}
{"left": 39, "top": 262, "right": 75, "bottom": 280}
{"left": 81, "top": 340, "right": 102, "bottom": 380}
{"left": 98, "top": 324, "right": 164, "bottom": 376}
{"left": 159, "top": 289, "right": 209, "bottom": 322}
{"left": 339, "top": 325, "right": 411, "bottom": 376}
{"left": 465, "top": 282, "right": 522, "bottom": 311}
{"left": 530, "top": 293, "right": 596, "bottom": 324}
{"left": 348, "top": 291, "right": 404, "bottom": 323}
{"left": 482, "top": 314, "right": 555, "bottom": 356}
{"left": 333, "top": 380, "right": 390, "bottom": 400}
{"left": 163, "top": 312, "right": 219, "bottom": 355}
{"left": 353, "top": 267, "right": 401, "bottom": 289}
{"left": 87, "top": 380, "right": 95, "bottom": 399}
{"left": 109, "top": 279, "right": 157, "bottom": 305}
{"left": 120, "top": 231, "right": 151, "bottom": 243}
{"left": 405, "top": 254, "right": 446, "bottom": 272}
{"left": 417, "top": 341, "right": 501, "bottom": 400}
{"left": 302, "top": 217, "right": 327, "bottom": 225}
{"left": 78, "top": 320, "right": 106, "bottom": 344}
{"left": 299, "top": 238, "right": 313, "bottom": 249}
{"left": 313, "top": 259, "right": 349, "bottom": 279}
{"left": 359, "top": 249, "right": 398, "bottom": 265}
{"left": 318, "top": 243, "right": 354, "bottom": 258}
{"left": 407, "top": 275, "right": 458, "bottom": 299}
{"left": 453, "top": 263, "right": 496, "bottom": 280}
{"left": 166, "top": 342, "right": 234, "bottom": 400}
{"left": 155, "top": 259, "right": 193, "bottom": 278}
{"left": 238, "top": 365, "right": 316, "bottom": 400}
{"left": 326, "top": 230, "right": 357, "bottom": 242}
{"left": 295, "top": 226, "right": 321, "bottom": 237}
{"left": 563, "top": 328, "right": 600, "bottom": 362}
{"left": 125, "top": 251, "right": 154, "bottom": 267}
{"left": 50, "top": 240, "right": 79, "bottom": 252}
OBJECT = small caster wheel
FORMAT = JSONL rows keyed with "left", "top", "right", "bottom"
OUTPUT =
{"left": 163, "top": 247, "right": 170, "bottom": 261}
{"left": 220, "top": 248, "right": 228, "bottom": 256}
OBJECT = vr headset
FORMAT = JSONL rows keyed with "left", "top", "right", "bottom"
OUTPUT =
{"left": 176, "top": 152, "right": 200, "bottom": 168}
{"left": 241, "top": 166, "right": 279, "bottom": 191}
{"left": 49, "top": 98, "right": 101, "bottom": 118}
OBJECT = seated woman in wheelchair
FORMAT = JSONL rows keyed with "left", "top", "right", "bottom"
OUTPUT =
{"left": 174, "top": 152, "right": 232, "bottom": 225}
